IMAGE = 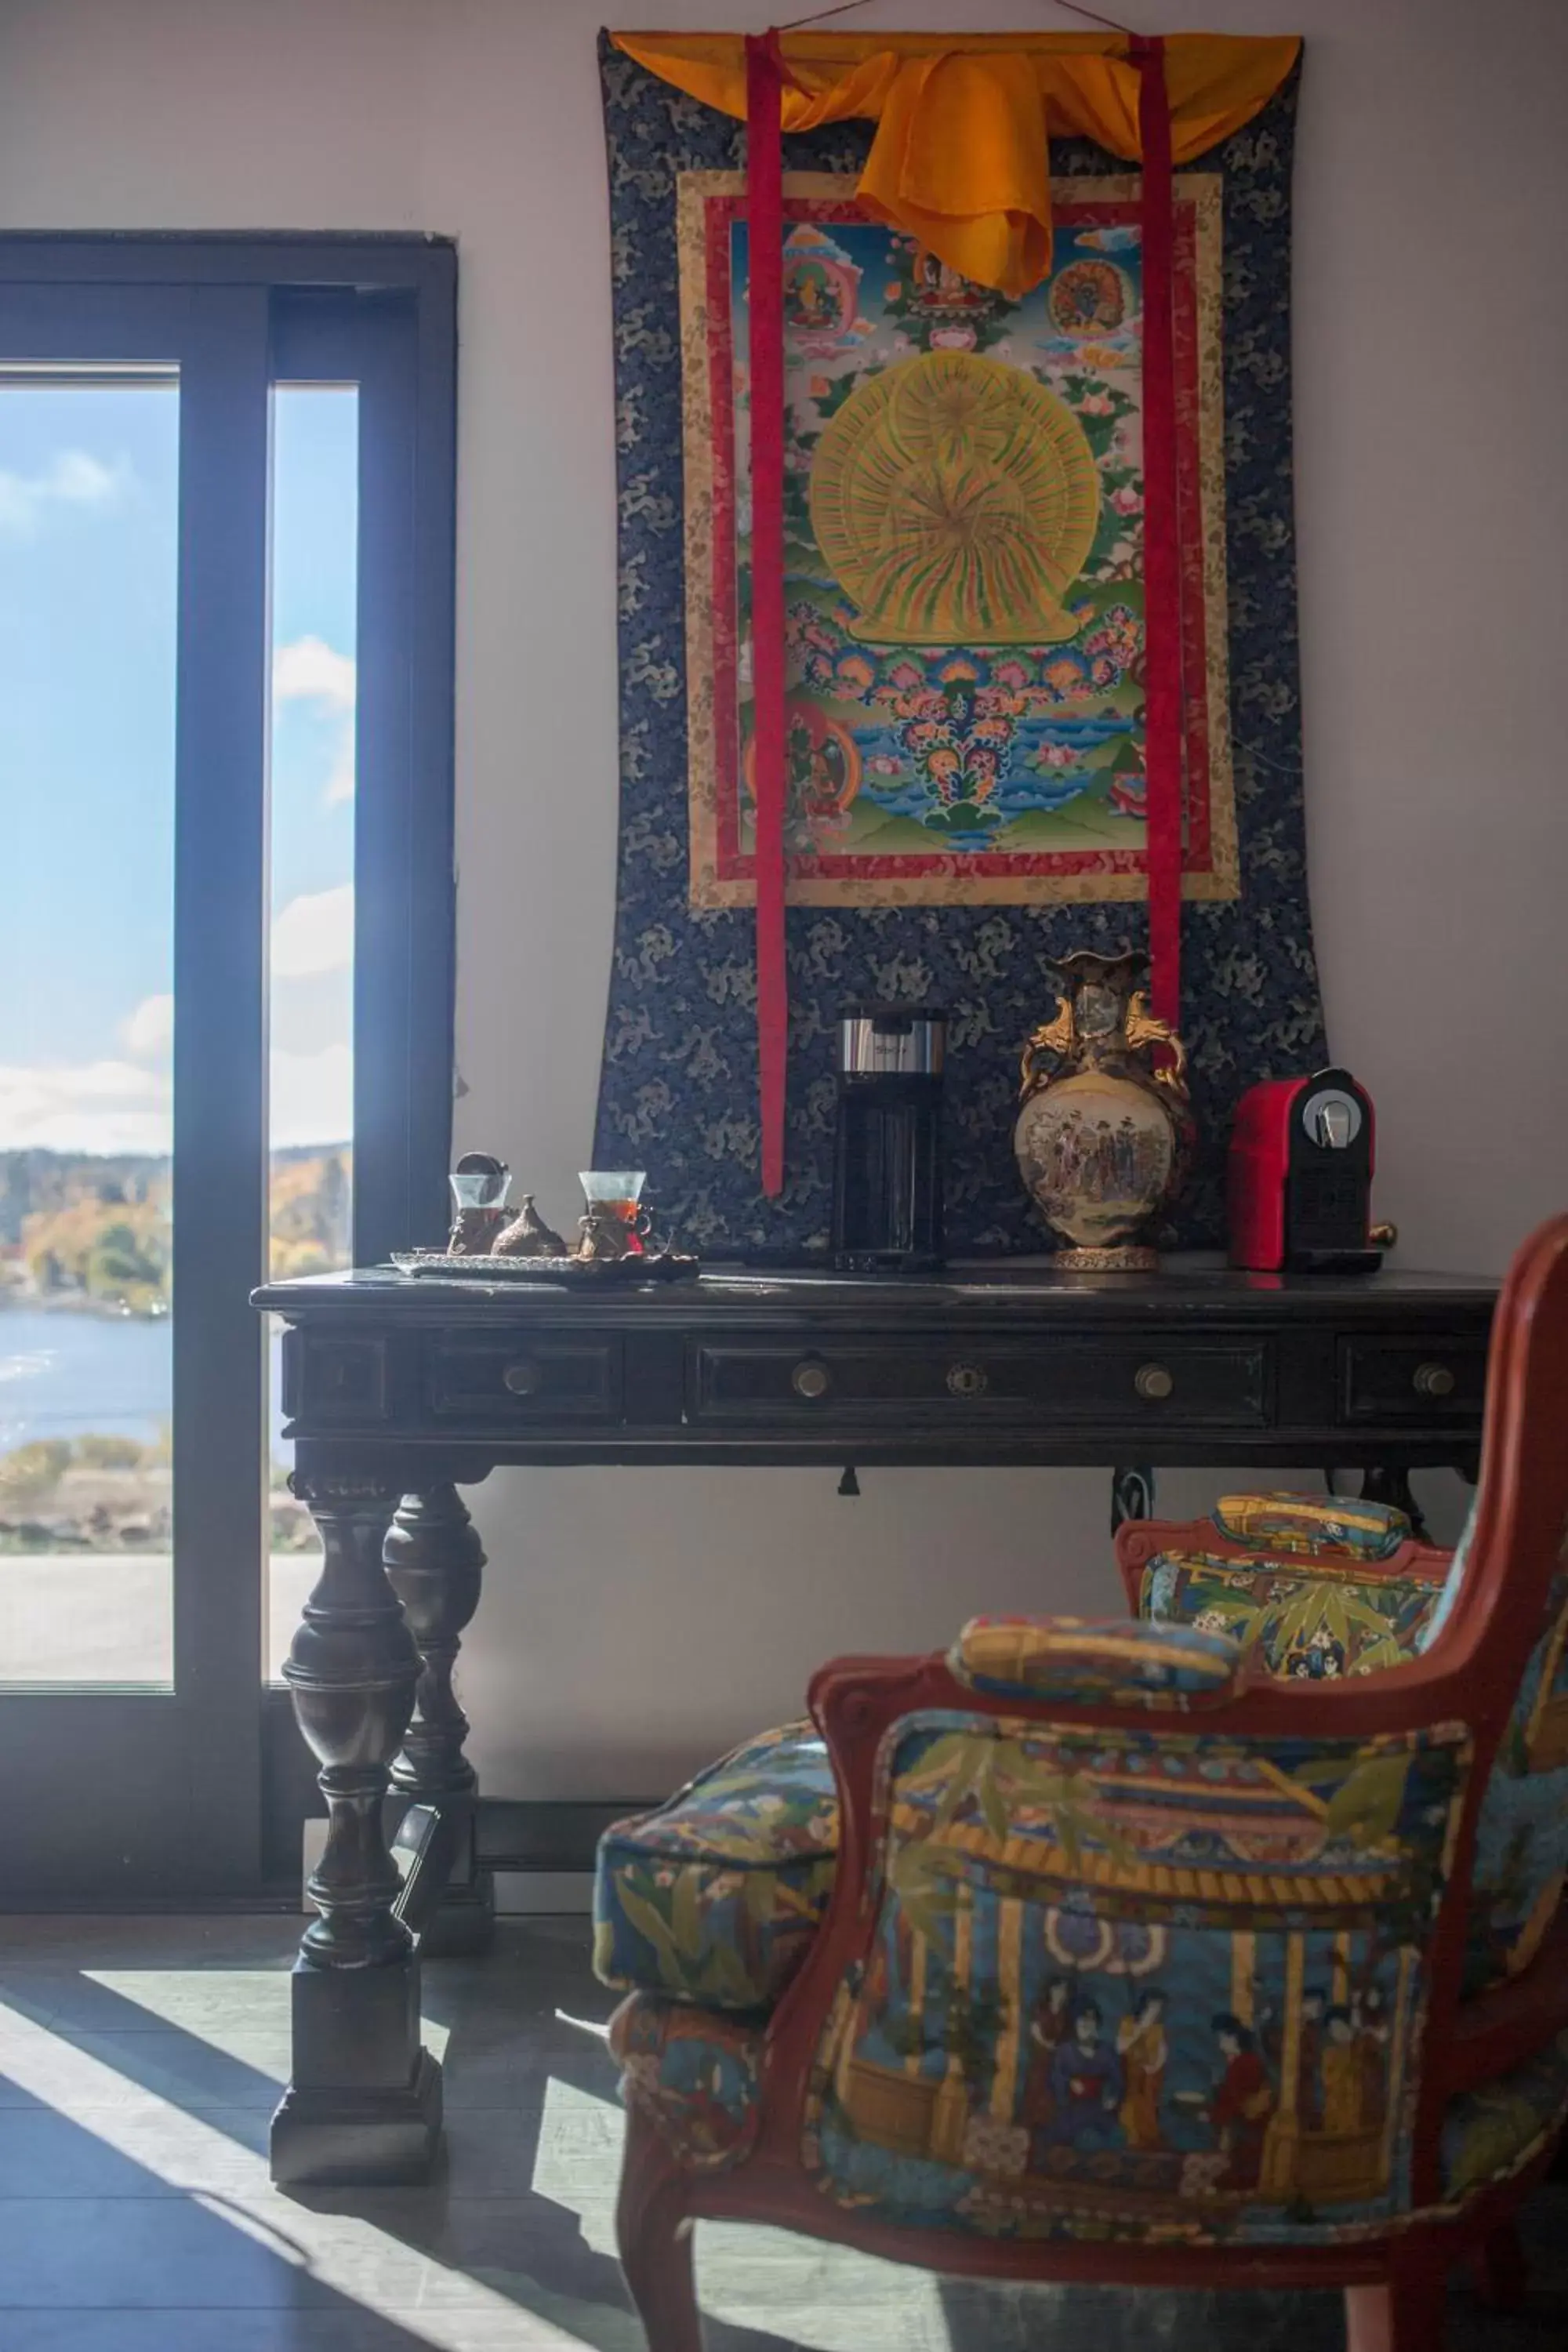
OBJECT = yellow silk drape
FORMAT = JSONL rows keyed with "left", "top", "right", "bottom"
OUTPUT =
{"left": 610, "top": 29, "right": 1300, "bottom": 297}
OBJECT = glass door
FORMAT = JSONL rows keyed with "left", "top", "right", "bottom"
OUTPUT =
{"left": 1, "top": 361, "right": 180, "bottom": 1688}
{"left": 0, "top": 248, "right": 456, "bottom": 1902}
{"left": 0, "top": 285, "right": 270, "bottom": 1895}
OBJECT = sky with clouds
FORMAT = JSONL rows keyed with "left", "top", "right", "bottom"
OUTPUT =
{"left": 0, "top": 380, "right": 356, "bottom": 1157}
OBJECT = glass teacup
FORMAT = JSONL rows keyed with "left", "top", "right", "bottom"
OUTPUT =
{"left": 448, "top": 1154, "right": 511, "bottom": 1253}
{"left": 579, "top": 1169, "right": 650, "bottom": 1254}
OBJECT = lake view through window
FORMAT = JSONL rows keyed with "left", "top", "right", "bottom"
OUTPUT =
{"left": 0, "top": 376, "right": 359, "bottom": 1687}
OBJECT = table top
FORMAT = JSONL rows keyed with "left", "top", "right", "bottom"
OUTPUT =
{"left": 256, "top": 1253, "right": 1498, "bottom": 1327}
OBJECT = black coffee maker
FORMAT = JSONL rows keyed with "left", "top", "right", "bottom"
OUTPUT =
{"left": 830, "top": 1004, "right": 946, "bottom": 1272}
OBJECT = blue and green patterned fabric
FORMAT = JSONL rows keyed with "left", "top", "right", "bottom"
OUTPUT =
{"left": 1138, "top": 1550, "right": 1446, "bottom": 1682}
{"left": 597, "top": 1694, "right": 1567, "bottom": 2220}
{"left": 1210, "top": 1493, "right": 1412, "bottom": 1562}
{"left": 609, "top": 1991, "right": 763, "bottom": 2171}
{"left": 1135, "top": 1490, "right": 1568, "bottom": 1991}
{"left": 1441, "top": 2027, "right": 1568, "bottom": 2202}
{"left": 951, "top": 1617, "right": 1241, "bottom": 1710}
{"left": 804, "top": 1707, "right": 1473, "bottom": 2245}
{"left": 1463, "top": 1563, "right": 1568, "bottom": 1992}
{"left": 593, "top": 1720, "right": 837, "bottom": 2010}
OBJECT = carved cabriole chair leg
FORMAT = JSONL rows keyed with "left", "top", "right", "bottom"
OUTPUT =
{"left": 616, "top": 2105, "right": 702, "bottom": 2352}
{"left": 1344, "top": 2259, "right": 1448, "bottom": 2352}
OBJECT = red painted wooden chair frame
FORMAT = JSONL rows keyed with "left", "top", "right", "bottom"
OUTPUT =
{"left": 1112, "top": 1513, "right": 1453, "bottom": 1613}
{"left": 616, "top": 1216, "right": 1568, "bottom": 2352}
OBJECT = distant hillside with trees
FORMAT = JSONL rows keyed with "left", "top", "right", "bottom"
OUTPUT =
{"left": 0, "top": 1145, "right": 352, "bottom": 1312}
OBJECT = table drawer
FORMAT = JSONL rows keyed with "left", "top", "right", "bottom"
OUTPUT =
{"left": 425, "top": 1335, "right": 622, "bottom": 1421}
{"left": 289, "top": 1332, "right": 392, "bottom": 1424}
{"left": 690, "top": 1335, "right": 1271, "bottom": 1427}
{"left": 1338, "top": 1335, "right": 1488, "bottom": 1425}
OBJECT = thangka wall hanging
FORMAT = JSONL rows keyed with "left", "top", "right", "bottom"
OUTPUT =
{"left": 594, "top": 30, "right": 1327, "bottom": 1254}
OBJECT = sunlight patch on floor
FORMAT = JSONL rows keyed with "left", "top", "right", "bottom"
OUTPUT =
{"left": 532, "top": 2071, "right": 954, "bottom": 2352}
{"left": 78, "top": 1969, "right": 450, "bottom": 2071}
{"left": 0, "top": 1999, "right": 542, "bottom": 2350}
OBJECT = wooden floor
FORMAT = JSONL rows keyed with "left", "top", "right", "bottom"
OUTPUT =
{"left": 0, "top": 1915, "right": 1563, "bottom": 2350}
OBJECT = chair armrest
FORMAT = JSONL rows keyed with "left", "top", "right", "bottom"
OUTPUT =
{"left": 949, "top": 1613, "right": 1243, "bottom": 1710}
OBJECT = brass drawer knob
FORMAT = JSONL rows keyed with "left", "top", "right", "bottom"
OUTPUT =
{"left": 503, "top": 1359, "right": 543, "bottom": 1397}
{"left": 947, "top": 1362, "right": 989, "bottom": 1398}
{"left": 792, "top": 1359, "right": 832, "bottom": 1401}
{"left": 1414, "top": 1361, "right": 1456, "bottom": 1400}
{"left": 1135, "top": 1362, "right": 1174, "bottom": 1402}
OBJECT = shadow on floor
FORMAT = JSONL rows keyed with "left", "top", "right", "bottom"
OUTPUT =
{"left": 1, "top": 1915, "right": 1566, "bottom": 2351}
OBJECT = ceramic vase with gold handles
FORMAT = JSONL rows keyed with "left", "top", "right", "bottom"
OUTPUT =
{"left": 1014, "top": 949, "right": 1194, "bottom": 1270}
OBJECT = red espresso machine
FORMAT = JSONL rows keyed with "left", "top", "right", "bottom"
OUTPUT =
{"left": 1229, "top": 1067, "right": 1394, "bottom": 1273}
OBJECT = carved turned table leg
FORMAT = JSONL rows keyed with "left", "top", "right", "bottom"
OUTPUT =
{"left": 384, "top": 1481, "right": 495, "bottom": 1956}
{"left": 270, "top": 1474, "right": 441, "bottom": 2189}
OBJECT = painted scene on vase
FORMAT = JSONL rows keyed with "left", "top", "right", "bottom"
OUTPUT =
{"left": 1014, "top": 1072, "right": 1178, "bottom": 1247}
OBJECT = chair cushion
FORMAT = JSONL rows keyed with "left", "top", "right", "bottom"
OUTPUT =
{"left": 951, "top": 1616, "right": 1241, "bottom": 1709}
{"left": 1139, "top": 1550, "right": 1447, "bottom": 1680}
{"left": 593, "top": 1719, "right": 837, "bottom": 2011}
{"left": 608, "top": 1991, "right": 763, "bottom": 2171}
{"left": 1441, "top": 2025, "right": 1568, "bottom": 2201}
{"left": 1210, "top": 1491, "right": 1412, "bottom": 1560}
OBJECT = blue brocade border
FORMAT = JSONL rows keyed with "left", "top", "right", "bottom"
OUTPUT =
{"left": 593, "top": 36, "right": 1324, "bottom": 1253}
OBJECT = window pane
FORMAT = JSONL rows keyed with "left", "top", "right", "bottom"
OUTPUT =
{"left": 0, "top": 371, "right": 178, "bottom": 1689}
{"left": 266, "top": 385, "right": 358, "bottom": 1681}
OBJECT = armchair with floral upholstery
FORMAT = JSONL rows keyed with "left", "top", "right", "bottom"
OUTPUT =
{"left": 593, "top": 1214, "right": 1568, "bottom": 2351}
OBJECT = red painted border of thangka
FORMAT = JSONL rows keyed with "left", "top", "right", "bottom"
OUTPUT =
{"left": 703, "top": 191, "right": 1216, "bottom": 887}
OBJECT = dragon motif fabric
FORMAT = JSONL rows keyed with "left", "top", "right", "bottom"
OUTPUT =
{"left": 595, "top": 38, "right": 1324, "bottom": 1251}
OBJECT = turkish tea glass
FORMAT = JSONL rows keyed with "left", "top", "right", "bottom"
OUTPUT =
{"left": 579, "top": 1168, "right": 649, "bottom": 1252}
{"left": 448, "top": 1155, "right": 511, "bottom": 1254}
{"left": 450, "top": 1157, "right": 511, "bottom": 1213}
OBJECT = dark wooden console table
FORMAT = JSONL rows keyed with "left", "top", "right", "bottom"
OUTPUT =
{"left": 255, "top": 1255, "right": 1497, "bottom": 2187}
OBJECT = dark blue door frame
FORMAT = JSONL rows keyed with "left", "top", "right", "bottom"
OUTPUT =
{"left": 0, "top": 237, "right": 456, "bottom": 1900}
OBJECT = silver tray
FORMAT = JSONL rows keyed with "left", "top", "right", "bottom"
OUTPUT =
{"left": 389, "top": 1250, "right": 699, "bottom": 1285}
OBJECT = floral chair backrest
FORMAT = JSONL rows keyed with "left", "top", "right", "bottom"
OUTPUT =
{"left": 803, "top": 1700, "right": 1472, "bottom": 2247}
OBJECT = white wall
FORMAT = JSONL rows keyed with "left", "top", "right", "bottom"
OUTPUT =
{"left": 5, "top": 0, "right": 1566, "bottom": 1798}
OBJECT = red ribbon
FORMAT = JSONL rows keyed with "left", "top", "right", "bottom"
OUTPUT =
{"left": 1131, "top": 34, "right": 1183, "bottom": 1029}
{"left": 745, "top": 31, "right": 789, "bottom": 1196}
